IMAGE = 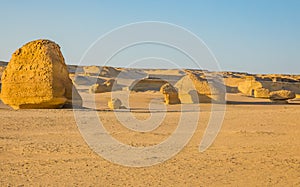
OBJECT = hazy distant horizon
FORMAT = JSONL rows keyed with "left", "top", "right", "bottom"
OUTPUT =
{"left": 1, "top": 59, "right": 299, "bottom": 76}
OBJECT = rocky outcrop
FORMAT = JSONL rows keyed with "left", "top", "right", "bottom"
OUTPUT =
{"left": 175, "top": 72, "right": 225, "bottom": 103}
{"left": 0, "top": 39, "right": 82, "bottom": 109}
{"left": 254, "top": 88, "right": 270, "bottom": 98}
{"left": 269, "top": 90, "right": 295, "bottom": 101}
{"left": 160, "top": 83, "right": 181, "bottom": 104}
{"left": 238, "top": 76, "right": 263, "bottom": 96}
{"left": 83, "top": 66, "right": 120, "bottom": 77}
{"left": 238, "top": 76, "right": 300, "bottom": 98}
{"left": 73, "top": 75, "right": 105, "bottom": 86}
{"left": 129, "top": 78, "right": 168, "bottom": 92}
{"left": 89, "top": 79, "right": 115, "bottom": 93}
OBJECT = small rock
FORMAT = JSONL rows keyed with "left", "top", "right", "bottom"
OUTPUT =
{"left": 108, "top": 98, "right": 122, "bottom": 109}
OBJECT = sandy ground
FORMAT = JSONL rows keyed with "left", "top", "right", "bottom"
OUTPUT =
{"left": 0, "top": 92, "right": 299, "bottom": 186}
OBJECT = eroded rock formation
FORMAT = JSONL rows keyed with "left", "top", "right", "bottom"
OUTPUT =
{"left": 89, "top": 79, "right": 115, "bottom": 93}
{"left": 160, "top": 83, "right": 181, "bottom": 104}
{"left": 0, "top": 39, "right": 82, "bottom": 109}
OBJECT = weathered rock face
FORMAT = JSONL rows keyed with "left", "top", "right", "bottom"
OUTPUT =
{"left": 175, "top": 73, "right": 225, "bottom": 103}
{"left": 238, "top": 77, "right": 263, "bottom": 96}
{"left": 238, "top": 76, "right": 300, "bottom": 97}
{"left": 83, "top": 66, "right": 121, "bottom": 77}
{"left": 160, "top": 83, "right": 181, "bottom": 104}
{"left": 0, "top": 39, "right": 82, "bottom": 109}
{"left": 269, "top": 90, "right": 295, "bottom": 101}
{"left": 129, "top": 78, "right": 168, "bottom": 92}
{"left": 73, "top": 75, "right": 105, "bottom": 86}
{"left": 254, "top": 88, "right": 270, "bottom": 98}
{"left": 89, "top": 79, "right": 115, "bottom": 93}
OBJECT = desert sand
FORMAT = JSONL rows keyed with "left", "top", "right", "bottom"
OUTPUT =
{"left": 0, "top": 91, "right": 299, "bottom": 186}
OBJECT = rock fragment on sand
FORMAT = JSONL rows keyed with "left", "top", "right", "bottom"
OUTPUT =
{"left": 0, "top": 39, "right": 82, "bottom": 109}
{"left": 108, "top": 98, "right": 122, "bottom": 109}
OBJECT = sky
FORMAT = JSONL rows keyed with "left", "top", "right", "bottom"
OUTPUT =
{"left": 0, "top": 0, "right": 299, "bottom": 74}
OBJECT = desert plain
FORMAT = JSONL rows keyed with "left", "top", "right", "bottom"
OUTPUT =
{"left": 0, "top": 58, "right": 300, "bottom": 186}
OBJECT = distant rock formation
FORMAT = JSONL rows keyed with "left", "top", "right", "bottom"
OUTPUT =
{"left": 89, "top": 79, "right": 115, "bottom": 93}
{"left": 129, "top": 77, "right": 168, "bottom": 92}
{"left": 254, "top": 88, "right": 270, "bottom": 98}
{"left": 0, "top": 61, "right": 8, "bottom": 66}
{"left": 238, "top": 76, "right": 300, "bottom": 98}
{"left": 160, "top": 83, "right": 181, "bottom": 104}
{"left": 83, "top": 66, "right": 121, "bottom": 77}
{"left": 175, "top": 72, "right": 225, "bottom": 103}
{"left": 269, "top": 90, "right": 295, "bottom": 102}
{"left": 0, "top": 39, "right": 82, "bottom": 109}
{"left": 0, "top": 62, "right": 8, "bottom": 94}
{"left": 73, "top": 75, "right": 106, "bottom": 86}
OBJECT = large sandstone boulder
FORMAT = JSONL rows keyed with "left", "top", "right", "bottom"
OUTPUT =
{"left": 160, "top": 83, "right": 181, "bottom": 104}
{"left": 269, "top": 90, "right": 295, "bottom": 101}
{"left": 0, "top": 39, "right": 82, "bottom": 109}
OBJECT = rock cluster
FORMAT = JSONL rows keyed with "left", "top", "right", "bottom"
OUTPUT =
{"left": 238, "top": 76, "right": 300, "bottom": 98}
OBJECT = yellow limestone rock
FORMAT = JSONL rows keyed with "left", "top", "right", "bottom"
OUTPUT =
{"left": 269, "top": 90, "right": 295, "bottom": 101}
{"left": 175, "top": 73, "right": 225, "bottom": 103}
{"left": 0, "top": 39, "right": 82, "bottom": 109}
{"left": 238, "top": 76, "right": 300, "bottom": 97}
{"left": 160, "top": 83, "right": 181, "bottom": 104}
{"left": 254, "top": 88, "right": 270, "bottom": 98}
{"left": 238, "top": 77, "right": 263, "bottom": 96}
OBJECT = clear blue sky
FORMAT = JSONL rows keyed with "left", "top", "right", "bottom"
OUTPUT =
{"left": 0, "top": 0, "right": 299, "bottom": 74}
